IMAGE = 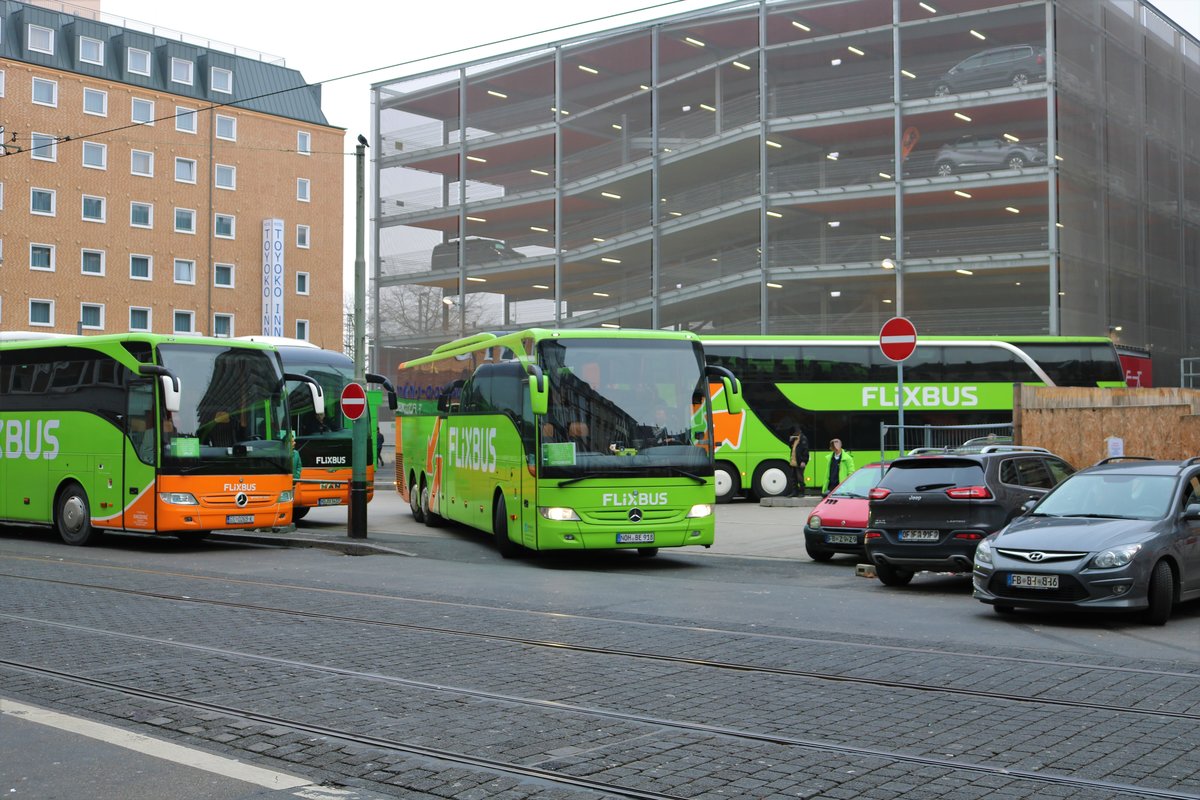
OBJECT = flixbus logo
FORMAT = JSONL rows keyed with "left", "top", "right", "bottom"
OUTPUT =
{"left": 3, "top": 419, "right": 60, "bottom": 460}
{"left": 447, "top": 424, "right": 497, "bottom": 473}
{"left": 602, "top": 491, "right": 668, "bottom": 507}
{"left": 315, "top": 456, "right": 346, "bottom": 465}
{"left": 861, "top": 385, "right": 979, "bottom": 408}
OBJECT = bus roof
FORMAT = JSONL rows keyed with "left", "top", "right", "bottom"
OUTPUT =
{"left": 401, "top": 327, "right": 702, "bottom": 369}
{"left": 697, "top": 334, "right": 1115, "bottom": 344}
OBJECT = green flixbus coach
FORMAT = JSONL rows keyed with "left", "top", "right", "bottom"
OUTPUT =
{"left": 395, "top": 328, "right": 743, "bottom": 557}
{"left": 700, "top": 335, "right": 1125, "bottom": 502}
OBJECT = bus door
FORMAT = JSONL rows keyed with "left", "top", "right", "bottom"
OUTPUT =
{"left": 123, "top": 379, "right": 157, "bottom": 531}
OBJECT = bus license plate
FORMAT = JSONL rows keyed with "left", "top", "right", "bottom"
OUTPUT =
{"left": 226, "top": 514, "right": 254, "bottom": 524}
{"left": 899, "top": 529, "right": 940, "bottom": 541}
{"left": 825, "top": 534, "right": 857, "bottom": 544}
{"left": 1008, "top": 573, "right": 1058, "bottom": 589}
{"left": 317, "top": 498, "right": 342, "bottom": 506}
{"left": 617, "top": 533, "right": 654, "bottom": 544}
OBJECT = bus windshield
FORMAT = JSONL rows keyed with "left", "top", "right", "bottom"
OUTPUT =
{"left": 278, "top": 345, "right": 356, "bottom": 441}
{"left": 537, "top": 338, "right": 711, "bottom": 478}
{"left": 157, "top": 344, "right": 289, "bottom": 474}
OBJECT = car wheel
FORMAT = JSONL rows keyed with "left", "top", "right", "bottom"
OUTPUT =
{"left": 493, "top": 497, "right": 520, "bottom": 558}
{"left": 1010, "top": 71, "right": 1030, "bottom": 88}
{"left": 1144, "top": 560, "right": 1175, "bottom": 626}
{"left": 933, "top": 83, "right": 952, "bottom": 97}
{"left": 408, "top": 474, "right": 425, "bottom": 523}
{"left": 993, "top": 603, "right": 1015, "bottom": 615}
{"left": 292, "top": 506, "right": 309, "bottom": 521}
{"left": 636, "top": 547, "right": 659, "bottom": 558}
{"left": 935, "top": 161, "right": 953, "bottom": 177}
{"left": 56, "top": 482, "right": 100, "bottom": 546}
{"left": 1006, "top": 154, "right": 1026, "bottom": 170}
{"left": 752, "top": 460, "right": 792, "bottom": 500}
{"left": 806, "top": 542, "right": 834, "bottom": 562}
{"left": 875, "top": 562, "right": 914, "bottom": 587}
{"left": 715, "top": 461, "right": 740, "bottom": 504}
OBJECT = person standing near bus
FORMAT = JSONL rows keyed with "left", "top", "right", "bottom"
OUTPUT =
{"left": 822, "top": 438, "right": 855, "bottom": 495}
{"left": 789, "top": 430, "right": 810, "bottom": 496}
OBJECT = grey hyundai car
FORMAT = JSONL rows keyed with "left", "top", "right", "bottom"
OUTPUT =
{"left": 973, "top": 457, "right": 1200, "bottom": 625}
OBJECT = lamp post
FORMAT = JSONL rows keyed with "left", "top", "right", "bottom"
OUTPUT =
{"left": 349, "top": 135, "right": 369, "bottom": 539}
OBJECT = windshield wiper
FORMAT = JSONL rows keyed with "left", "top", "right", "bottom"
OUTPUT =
{"left": 1069, "top": 513, "right": 1125, "bottom": 519}
{"left": 835, "top": 492, "right": 867, "bottom": 499}
{"left": 556, "top": 470, "right": 628, "bottom": 487}
{"left": 664, "top": 466, "right": 705, "bottom": 484}
{"left": 914, "top": 482, "right": 955, "bottom": 492}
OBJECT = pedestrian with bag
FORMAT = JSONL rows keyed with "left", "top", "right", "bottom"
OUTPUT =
{"left": 789, "top": 430, "right": 810, "bottom": 496}
{"left": 822, "top": 438, "right": 856, "bottom": 495}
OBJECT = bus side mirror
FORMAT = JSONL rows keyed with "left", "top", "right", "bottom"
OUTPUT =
{"left": 367, "top": 372, "right": 399, "bottom": 411}
{"left": 285, "top": 372, "right": 324, "bottom": 413}
{"left": 526, "top": 364, "right": 548, "bottom": 416}
{"left": 722, "top": 377, "right": 746, "bottom": 415}
{"left": 139, "top": 364, "right": 182, "bottom": 413}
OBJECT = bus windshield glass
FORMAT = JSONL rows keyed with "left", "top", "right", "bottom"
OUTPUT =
{"left": 157, "top": 344, "right": 289, "bottom": 473}
{"left": 537, "top": 338, "right": 711, "bottom": 478}
{"left": 278, "top": 345, "right": 356, "bottom": 441}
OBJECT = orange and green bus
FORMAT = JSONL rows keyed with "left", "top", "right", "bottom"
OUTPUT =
{"left": 0, "top": 332, "right": 319, "bottom": 545}
{"left": 700, "top": 335, "right": 1126, "bottom": 502}
{"left": 396, "top": 328, "right": 743, "bottom": 557}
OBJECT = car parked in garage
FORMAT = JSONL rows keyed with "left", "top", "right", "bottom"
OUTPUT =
{"left": 933, "top": 135, "right": 1047, "bottom": 176}
{"left": 932, "top": 44, "right": 1046, "bottom": 96}
{"left": 803, "top": 462, "right": 889, "bottom": 562}
{"left": 974, "top": 457, "right": 1200, "bottom": 625}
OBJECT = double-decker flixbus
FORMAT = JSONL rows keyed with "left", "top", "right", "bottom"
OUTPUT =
{"left": 396, "top": 328, "right": 743, "bottom": 557}
{"left": 700, "top": 335, "right": 1125, "bottom": 502}
{"left": 238, "top": 337, "right": 397, "bottom": 519}
{"left": 0, "top": 332, "right": 321, "bottom": 545}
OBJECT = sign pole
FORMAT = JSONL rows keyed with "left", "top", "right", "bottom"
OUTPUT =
{"left": 880, "top": 317, "right": 917, "bottom": 457}
{"left": 349, "top": 137, "right": 368, "bottom": 540}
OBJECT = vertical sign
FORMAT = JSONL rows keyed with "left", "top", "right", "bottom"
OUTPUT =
{"left": 262, "top": 218, "right": 285, "bottom": 336}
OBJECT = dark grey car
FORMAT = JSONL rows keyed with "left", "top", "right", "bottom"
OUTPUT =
{"left": 933, "top": 135, "right": 1047, "bottom": 176}
{"left": 932, "top": 45, "right": 1046, "bottom": 96}
{"left": 974, "top": 457, "right": 1200, "bottom": 625}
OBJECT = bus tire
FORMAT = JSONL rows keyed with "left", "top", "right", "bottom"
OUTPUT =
{"left": 714, "top": 462, "right": 740, "bottom": 504}
{"left": 292, "top": 506, "right": 309, "bottom": 521}
{"left": 493, "top": 497, "right": 520, "bottom": 558}
{"left": 421, "top": 480, "right": 443, "bottom": 527}
{"left": 408, "top": 473, "right": 426, "bottom": 523}
{"left": 56, "top": 482, "right": 100, "bottom": 546}
{"left": 752, "top": 460, "right": 792, "bottom": 499}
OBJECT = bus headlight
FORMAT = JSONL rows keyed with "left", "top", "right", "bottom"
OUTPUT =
{"left": 279, "top": 490, "right": 294, "bottom": 503}
{"left": 538, "top": 507, "right": 580, "bottom": 521}
{"left": 160, "top": 492, "right": 199, "bottom": 506}
{"left": 686, "top": 504, "right": 713, "bottom": 518}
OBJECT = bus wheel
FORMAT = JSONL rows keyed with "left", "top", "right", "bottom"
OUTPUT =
{"left": 714, "top": 462, "right": 740, "bottom": 504}
{"left": 292, "top": 507, "right": 309, "bottom": 521}
{"left": 636, "top": 547, "right": 659, "bottom": 558}
{"left": 752, "top": 461, "right": 792, "bottom": 499}
{"left": 408, "top": 474, "right": 426, "bottom": 523}
{"left": 56, "top": 483, "right": 99, "bottom": 546}
{"left": 493, "top": 498, "right": 520, "bottom": 558}
{"left": 421, "top": 481, "right": 443, "bottom": 527}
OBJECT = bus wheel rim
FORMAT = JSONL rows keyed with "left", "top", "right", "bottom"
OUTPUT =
{"left": 760, "top": 468, "right": 789, "bottom": 495}
{"left": 715, "top": 470, "right": 731, "bottom": 496}
{"left": 62, "top": 496, "right": 86, "bottom": 533}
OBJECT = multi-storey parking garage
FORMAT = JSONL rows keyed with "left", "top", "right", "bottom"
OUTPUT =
{"left": 370, "top": 0, "right": 1200, "bottom": 382}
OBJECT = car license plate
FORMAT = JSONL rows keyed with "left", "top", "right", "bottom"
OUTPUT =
{"left": 825, "top": 534, "right": 858, "bottom": 544}
{"left": 617, "top": 533, "right": 655, "bottom": 544}
{"left": 899, "top": 529, "right": 940, "bottom": 541}
{"left": 317, "top": 498, "right": 342, "bottom": 506}
{"left": 225, "top": 514, "right": 254, "bottom": 524}
{"left": 1007, "top": 573, "right": 1058, "bottom": 589}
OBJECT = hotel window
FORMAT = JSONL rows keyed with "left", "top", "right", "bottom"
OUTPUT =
{"left": 32, "top": 76, "right": 57, "bottom": 106}
{"left": 30, "top": 299, "right": 55, "bottom": 327}
{"left": 175, "top": 106, "right": 197, "bottom": 134}
{"left": 297, "top": 131, "right": 311, "bottom": 155}
{"left": 81, "top": 195, "right": 105, "bottom": 223}
{"left": 297, "top": 225, "right": 310, "bottom": 249}
{"left": 211, "top": 66, "right": 232, "bottom": 94}
{"left": 80, "top": 303, "right": 104, "bottom": 330}
{"left": 30, "top": 243, "right": 55, "bottom": 272}
{"left": 213, "top": 313, "right": 233, "bottom": 338}
{"left": 215, "top": 114, "right": 236, "bottom": 141}
{"left": 31, "top": 132, "right": 56, "bottom": 161}
{"left": 127, "top": 47, "right": 150, "bottom": 76}
{"left": 296, "top": 272, "right": 310, "bottom": 295}
{"left": 30, "top": 187, "right": 55, "bottom": 216}
{"left": 215, "top": 164, "right": 236, "bottom": 189}
{"left": 214, "top": 263, "right": 234, "bottom": 288}
{"left": 171, "top": 57, "right": 193, "bottom": 86}
{"left": 214, "top": 214, "right": 235, "bottom": 239}
{"left": 297, "top": 178, "right": 310, "bottom": 202}
{"left": 130, "top": 202, "right": 153, "bottom": 228}
{"left": 82, "top": 141, "right": 106, "bottom": 169}
{"left": 174, "top": 208, "right": 196, "bottom": 234}
{"left": 79, "top": 36, "right": 103, "bottom": 65}
{"left": 28, "top": 24, "right": 54, "bottom": 55}
{"left": 132, "top": 97, "right": 154, "bottom": 125}
{"left": 129, "top": 307, "right": 151, "bottom": 331}
{"left": 173, "top": 310, "right": 195, "bottom": 335}
{"left": 0, "top": 70, "right": 5, "bottom": 97}
{"left": 173, "top": 259, "right": 196, "bottom": 284}
{"left": 83, "top": 87, "right": 106, "bottom": 115}
{"left": 130, "top": 254, "right": 152, "bottom": 280}
{"left": 81, "top": 249, "right": 105, "bottom": 276}
{"left": 131, "top": 149, "right": 153, "bottom": 177}
{"left": 295, "top": 319, "right": 309, "bottom": 341}
{"left": 175, "top": 157, "right": 197, "bottom": 183}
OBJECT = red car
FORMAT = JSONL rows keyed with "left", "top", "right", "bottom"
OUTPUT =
{"left": 802, "top": 462, "right": 890, "bottom": 562}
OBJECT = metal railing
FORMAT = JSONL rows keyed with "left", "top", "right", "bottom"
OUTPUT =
{"left": 880, "top": 422, "right": 1015, "bottom": 461}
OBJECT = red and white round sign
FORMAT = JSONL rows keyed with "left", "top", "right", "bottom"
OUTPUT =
{"left": 879, "top": 317, "right": 918, "bottom": 362}
{"left": 340, "top": 382, "right": 367, "bottom": 421}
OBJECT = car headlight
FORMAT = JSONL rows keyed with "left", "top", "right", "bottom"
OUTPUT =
{"left": 1089, "top": 543, "right": 1141, "bottom": 569}
{"left": 538, "top": 506, "right": 580, "bottom": 521}
{"left": 807, "top": 515, "right": 822, "bottom": 530}
{"left": 686, "top": 504, "right": 712, "bottom": 518}
{"left": 279, "top": 490, "right": 294, "bottom": 503}
{"left": 974, "top": 537, "right": 994, "bottom": 566}
{"left": 159, "top": 492, "right": 199, "bottom": 506}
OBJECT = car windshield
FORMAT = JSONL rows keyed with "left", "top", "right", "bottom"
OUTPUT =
{"left": 831, "top": 465, "right": 885, "bottom": 498}
{"left": 1033, "top": 473, "right": 1175, "bottom": 520}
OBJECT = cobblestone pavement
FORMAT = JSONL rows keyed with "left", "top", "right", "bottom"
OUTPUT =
{"left": 1, "top": 540, "right": 1198, "bottom": 800}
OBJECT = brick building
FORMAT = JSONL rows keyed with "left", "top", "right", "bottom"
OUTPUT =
{"left": 0, "top": 0, "right": 344, "bottom": 347}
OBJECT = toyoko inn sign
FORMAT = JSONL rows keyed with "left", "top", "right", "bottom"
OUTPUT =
{"left": 262, "top": 219, "right": 285, "bottom": 336}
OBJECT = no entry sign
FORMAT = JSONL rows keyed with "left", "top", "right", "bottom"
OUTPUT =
{"left": 340, "top": 382, "right": 367, "bottom": 421}
{"left": 879, "top": 317, "right": 917, "bottom": 362}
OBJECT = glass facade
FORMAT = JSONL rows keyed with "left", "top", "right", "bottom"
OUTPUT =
{"left": 372, "top": 0, "right": 1199, "bottom": 382}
